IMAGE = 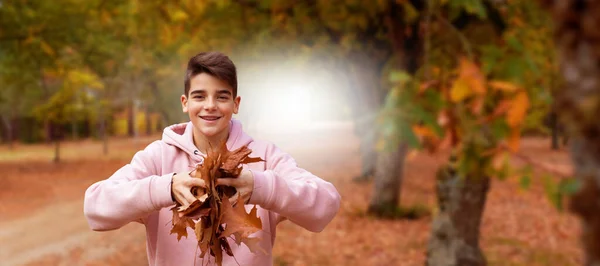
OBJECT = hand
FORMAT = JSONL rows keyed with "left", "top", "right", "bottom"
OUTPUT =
{"left": 171, "top": 170, "right": 206, "bottom": 207}
{"left": 216, "top": 169, "right": 254, "bottom": 204}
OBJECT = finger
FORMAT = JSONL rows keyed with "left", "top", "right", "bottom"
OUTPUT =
{"left": 216, "top": 177, "right": 236, "bottom": 186}
{"left": 229, "top": 192, "right": 240, "bottom": 205}
{"left": 189, "top": 169, "right": 198, "bottom": 177}
{"left": 239, "top": 191, "right": 251, "bottom": 204}
{"left": 175, "top": 188, "right": 196, "bottom": 206}
{"left": 175, "top": 193, "right": 189, "bottom": 206}
{"left": 189, "top": 178, "right": 206, "bottom": 188}
{"left": 183, "top": 192, "right": 198, "bottom": 205}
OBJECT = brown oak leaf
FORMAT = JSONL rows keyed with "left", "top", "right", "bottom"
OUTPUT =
{"left": 170, "top": 207, "right": 195, "bottom": 241}
{"left": 170, "top": 141, "right": 265, "bottom": 266}
{"left": 220, "top": 195, "right": 262, "bottom": 239}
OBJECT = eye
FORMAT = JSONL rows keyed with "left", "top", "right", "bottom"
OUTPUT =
{"left": 218, "top": 95, "right": 230, "bottom": 100}
{"left": 193, "top": 95, "right": 205, "bottom": 100}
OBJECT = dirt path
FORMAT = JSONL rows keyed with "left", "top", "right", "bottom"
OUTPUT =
{"left": 0, "top": 200, "right": 146, "bottom": 265}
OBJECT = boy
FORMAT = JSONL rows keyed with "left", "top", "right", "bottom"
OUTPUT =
{"left": 83, "top": 52, "right": 341, "bottom": 265}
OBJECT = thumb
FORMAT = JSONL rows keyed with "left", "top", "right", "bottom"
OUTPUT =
{"left": 216, "top": 177, "right": 236, "bottom": 186}
{"left": 190, "top": 178, "right": 206, "bottom": 188}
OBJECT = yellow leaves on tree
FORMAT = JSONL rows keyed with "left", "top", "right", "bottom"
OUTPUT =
{"left": 506, "top": 91, "right": 530, "bottom": 128}
{"left": 449, "top": 58, "right": 487, "bottom": 117}
{"left": 419, "top": 58, "right": 530, "bottom": 155}
{"left": 412, "top": 125, "right": 443, "bottom": 153}
{"left": 506, "top": 91, "right": 530, "bottom": 152}
{"left": 170, "top": 142, "right": 264, "bottom": 266}
{"left": 450, "top": 58, "right": 486, "bottom": 102}
{"left": 488, "top": 80, "right": 518, "bottom": 92}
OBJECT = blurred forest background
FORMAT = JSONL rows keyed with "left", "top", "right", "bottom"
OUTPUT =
{"left": 2, "top": 0, "right": 600, "bottom": 265}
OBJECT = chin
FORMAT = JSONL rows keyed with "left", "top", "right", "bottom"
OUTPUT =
{"left": 198, "top": 126, "right": 228, "bottom": 138}
{"left": 199, "top": 130, "right": 218, "bottom": 138}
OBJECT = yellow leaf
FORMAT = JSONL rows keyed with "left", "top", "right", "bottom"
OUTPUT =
{"left": 506, "top": 128, "right": 521, "bottom": 152}
{"left": 412, "top": 125, "right": 441, "bottom": 152}
{"left": 412, "top": 125, "right": 437, "bottom": 139}
{"left": 506, "top": 91, "right": 529, "bottom": 127}
{"left": 172, "top": 9, "right": 188, "bottom": 22}
{"left": 40, "top": 41, "right": 55, "bottom": 56}
{"left": 450, "top": 79, "right": 471, "bottom": 102}
{"left": 459, "top": 58, "right": 486, "bottom": 95}
{"left": 489, "top": 81, "right": 518, "bottom": 92}
{"left": 161, "top": 25, "right": 173, "bottom": 46}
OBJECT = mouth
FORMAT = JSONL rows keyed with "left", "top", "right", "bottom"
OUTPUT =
{"left": 199, "top": 116, "right": 222, "bottom": 121}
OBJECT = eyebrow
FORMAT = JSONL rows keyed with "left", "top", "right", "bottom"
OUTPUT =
{"left": 189, "top": 89, "right": 232, "bottom": 96}
{"left": 217, "top": 90, "right": 232, "bottom": 96}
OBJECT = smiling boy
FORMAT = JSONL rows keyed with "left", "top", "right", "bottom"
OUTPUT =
{"left": 83, "top": 52, "right": 341, "bottom": 265}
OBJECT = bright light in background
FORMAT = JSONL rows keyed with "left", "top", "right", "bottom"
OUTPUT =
{"left": 234, "top": 57, "right": 350, "bottom": 138}
{"left": 256, "top": 85, "right": 312, "bottom": 132}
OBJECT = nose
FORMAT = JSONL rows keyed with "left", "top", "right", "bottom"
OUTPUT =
{"left": 204, "top": 98, "right": 217, "bottom": 110}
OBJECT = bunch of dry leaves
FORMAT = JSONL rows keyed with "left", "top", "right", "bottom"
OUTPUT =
{"left": 170, "top": 142, "right": 265, "bottom": 265}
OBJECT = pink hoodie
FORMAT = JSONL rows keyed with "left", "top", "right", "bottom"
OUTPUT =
{"left": 83, "top": 119, "right": 341, "bottom": 266}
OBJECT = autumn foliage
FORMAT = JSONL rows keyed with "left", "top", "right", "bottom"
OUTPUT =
{"left": 170, "top": 142, "right": 264, "bottom": 265}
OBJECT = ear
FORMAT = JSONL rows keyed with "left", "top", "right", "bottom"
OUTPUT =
{"left": 233, "top": 96, "right": 241, "bottom": 114}
{"left": 181, "top": 94, "right": 188, "bottom": 113}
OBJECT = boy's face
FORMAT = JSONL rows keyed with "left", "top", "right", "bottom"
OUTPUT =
{"left": 181, "top": 73, "right": 240, "bottom": 141}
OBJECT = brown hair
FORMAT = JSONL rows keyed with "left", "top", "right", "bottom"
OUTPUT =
{"left": 184, "top": 52, "right": 238, "bottom": 97}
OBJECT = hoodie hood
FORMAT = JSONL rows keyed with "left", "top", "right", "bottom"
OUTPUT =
{"left": 161, "top": 119, "right": 254, "bottom": 160}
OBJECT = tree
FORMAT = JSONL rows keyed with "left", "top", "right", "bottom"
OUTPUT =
{"left": 543, "top": 0, "right": 600, "bottom": 264}
{"left": 34, "top": 69, "right": 104, "bottom": 162}
{"left": 0, "top": 0, "right": 98, "bottom": 149}
{"left": 367, "top": 0, "right": 426, "bottom": 216}
{"left": 407, "top": 1, "right": 554, "bottom": 265}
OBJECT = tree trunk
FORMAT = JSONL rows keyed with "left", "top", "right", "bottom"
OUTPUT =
{"left": 51, "top": 122, "right": 61, "bottom": 163}
{"left": 148, "top": 80, "right": 170, "bottom": 133}
{"left": 353, "top": 115, "right": 378, "bottom": 182}
{"left": 71, "top": 117, "right": 78, "bottom": 140}
{"left": 549, "top": 110, "right": 560, "bottom": 150}
{"left": 146, "top": 108, "right": 152, "bottom": 136}
{"left": 127, "top": 100, "right": 135, "bottom": 137}
{"left": 426, "top": 163, "right": 489, "bottom": 266}
{"left": 1, "top": 115, "right": 14, "bottom": 149}
{"left": 366, "top": 0, "right": 425, "bottom": 215}
{"left": 545, "top": 1, "right": 600, "bottom": 264}
{"left": 99, "top": 108, "right": 108, "bottom": 155}
{"left": 342, "top": 58, "right": 384, "bottom": 182}
{"left": 44, "top": 120, "right": 52, "bottom": 144}
{"left": 53, "top": 139, "right": 60, "bottom": 163}
{"left": 367, "top": 143, "right": 408, "bottom": 216}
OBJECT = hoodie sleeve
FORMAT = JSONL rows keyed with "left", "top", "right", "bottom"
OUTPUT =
{"left": 248, "top": 143, "right": 341, "bottom": 232}
{"left": 83, "top": 141, "right": 175, "bottom": 231}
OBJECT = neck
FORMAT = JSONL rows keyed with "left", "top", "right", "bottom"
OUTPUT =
{"left": 192, "top": 127, "right": 230, "bottom": 154}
